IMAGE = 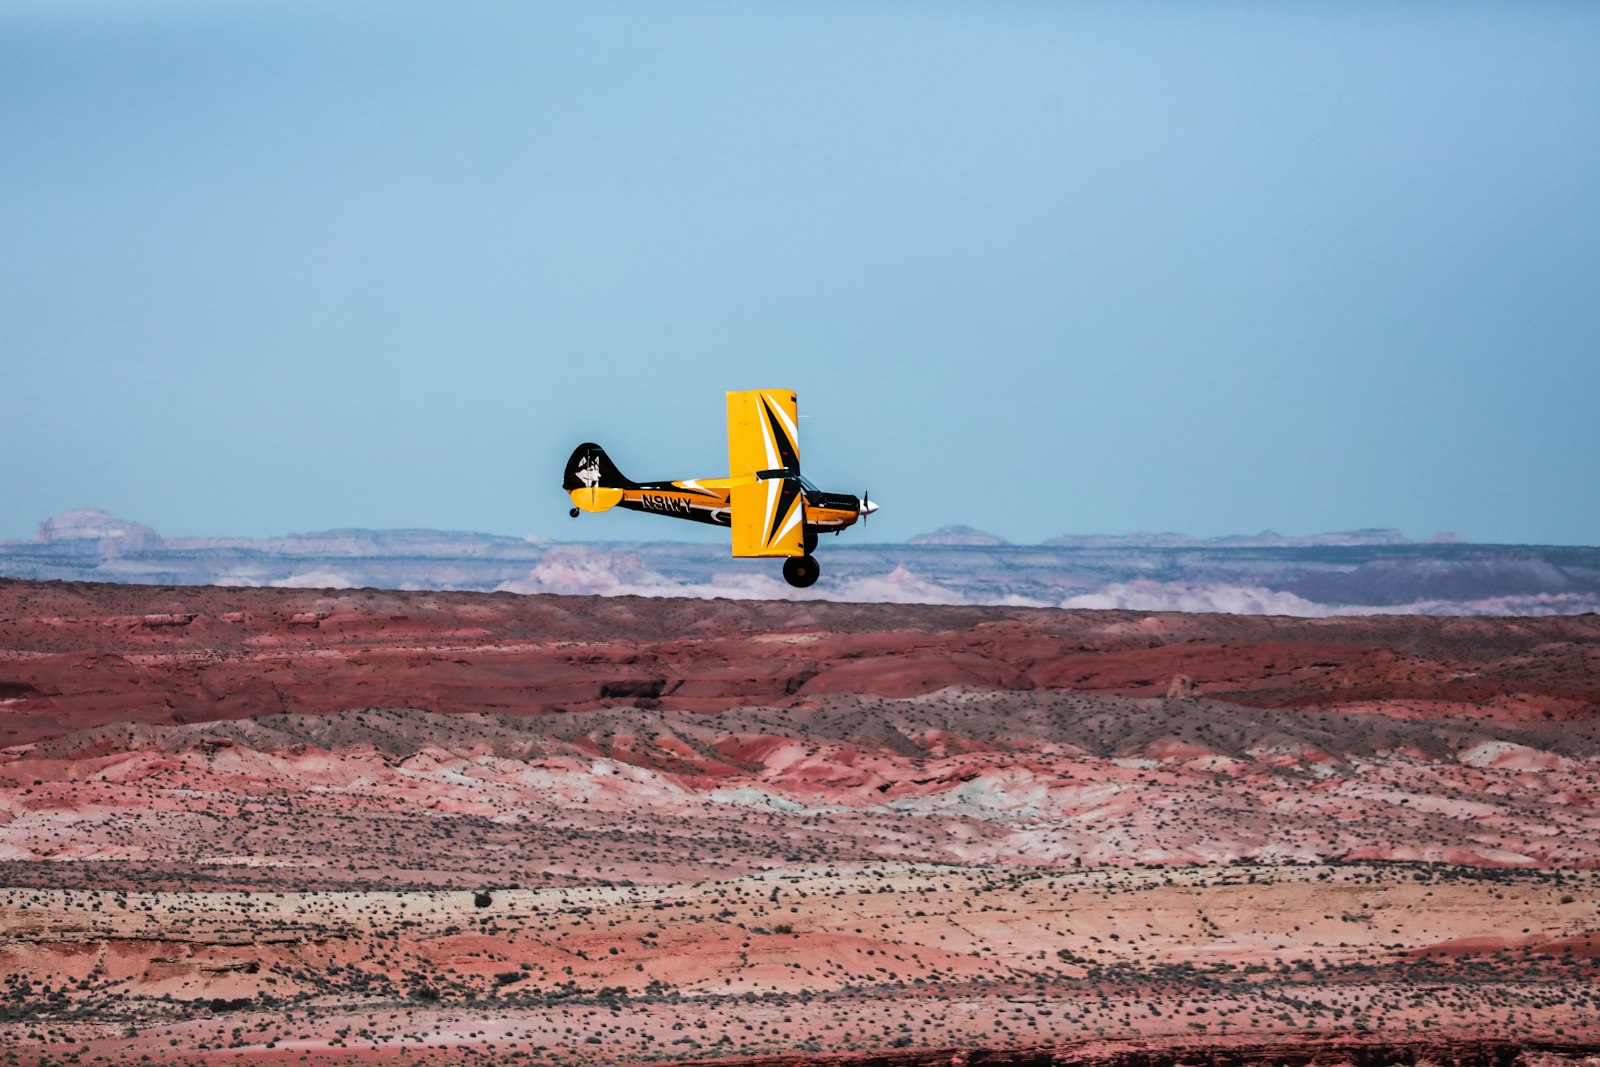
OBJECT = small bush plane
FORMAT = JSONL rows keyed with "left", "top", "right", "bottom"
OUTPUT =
{"left": 562, "top": 389, "right": 877, "bottom": 588}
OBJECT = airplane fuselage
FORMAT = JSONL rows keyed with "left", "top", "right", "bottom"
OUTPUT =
{"left": 562, "top": 390, "right": 876, "bottom": 587}
{"left": 614, "top": 478, "right": 865, "bottom": 538}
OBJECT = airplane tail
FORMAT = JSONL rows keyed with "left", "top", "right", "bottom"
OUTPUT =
{"left": 563, "top": 443, "right": 637, "bottom": 492}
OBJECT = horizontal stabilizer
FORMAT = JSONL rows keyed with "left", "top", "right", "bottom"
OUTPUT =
{"left": 569, "top": 486, "right": 624, "bottom": 512}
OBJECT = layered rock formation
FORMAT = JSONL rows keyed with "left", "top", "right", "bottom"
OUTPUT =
{"left": 1, "top": 578, "right": 1597, "bottom": 1065}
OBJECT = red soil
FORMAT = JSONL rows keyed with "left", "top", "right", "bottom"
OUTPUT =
{"left": 2, "top": 864, "right": 1597, "bottom": 1065}
{"left": 3, "top": 580, "right": 1597, "bottom": 748}
{"left": 2, "top": 579, "right": 1599, "bottom": 1066}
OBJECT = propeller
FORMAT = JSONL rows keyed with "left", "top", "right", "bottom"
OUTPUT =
{"left": 860, "top": 490, "right": 879, "bottom": 521}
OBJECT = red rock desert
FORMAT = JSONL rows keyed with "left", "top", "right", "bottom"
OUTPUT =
{"left": 2, "top": 578, "right": 1598, "bottom": 1066}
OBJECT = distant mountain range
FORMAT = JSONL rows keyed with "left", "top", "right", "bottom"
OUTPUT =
{"left": 4, "top": 508, "right": 1598, "bottom": 616}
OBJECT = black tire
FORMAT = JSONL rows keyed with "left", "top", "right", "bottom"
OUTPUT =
{"left": 802, "top": 530, "right": 818, "bottom": 555}
{"left": 782, "top": 554, "right": 820, "bottom": 588}
{"left": 569, "top": 507, "right": 580, "bottom": 518}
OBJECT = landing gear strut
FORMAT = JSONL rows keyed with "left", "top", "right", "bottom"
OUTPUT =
{"left": 782, "top": 554, "right": 820, "bottom": 588}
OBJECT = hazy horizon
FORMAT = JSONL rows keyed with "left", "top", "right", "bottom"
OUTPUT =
{"left": 5, "top": 2, "right": 1597, "bottom": 547}
{"left": 2, "top": 503, "right": 1562, "bottom": 549}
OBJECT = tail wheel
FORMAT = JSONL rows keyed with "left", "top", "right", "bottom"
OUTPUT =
{"left": 782, "top": 554, "right": 820, "bottom": 588}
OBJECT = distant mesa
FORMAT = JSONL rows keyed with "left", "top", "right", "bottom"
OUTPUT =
{"left": 8, "top": 509, "right": 1581, "bottom": 617}
{"left": 34, "top": 508, "right": 163, "bottom": 553}
{"left": 1042, "top": 531, "right": 1202, "bottom": 549}
{"left": 1044, "top": 528, "right": 1444, "bottom": 549}
{"left": 906, "top": 524, "right": 1008, "bottom": 546}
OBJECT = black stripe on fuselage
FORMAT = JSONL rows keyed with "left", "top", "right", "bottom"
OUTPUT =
{"left": 619, "top": 498, "right": 731, "bottom": 527}
{"left": 634, "top": 480, "right": 723, "bottom": 498}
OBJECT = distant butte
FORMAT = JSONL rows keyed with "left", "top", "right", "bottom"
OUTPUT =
{"left": 906, "top": 523, "right": 1010, "bottom": 545}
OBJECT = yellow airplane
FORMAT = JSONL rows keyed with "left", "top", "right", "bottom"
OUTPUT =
{"left": 562, "top": 388, "right": 877, "bottom": 588}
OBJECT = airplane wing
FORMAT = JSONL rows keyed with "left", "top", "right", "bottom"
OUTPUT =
{"left": 727, "top": 389, "right": 805, "bottom": 558}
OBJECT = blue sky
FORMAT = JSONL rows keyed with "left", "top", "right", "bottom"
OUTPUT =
{"left": 3, "top": 1, "right": 1597, "bottom": 546}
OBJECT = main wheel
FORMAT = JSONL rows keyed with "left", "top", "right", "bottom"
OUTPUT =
{"left": 782, "top": 554, "right": 820, "bottom": 588}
